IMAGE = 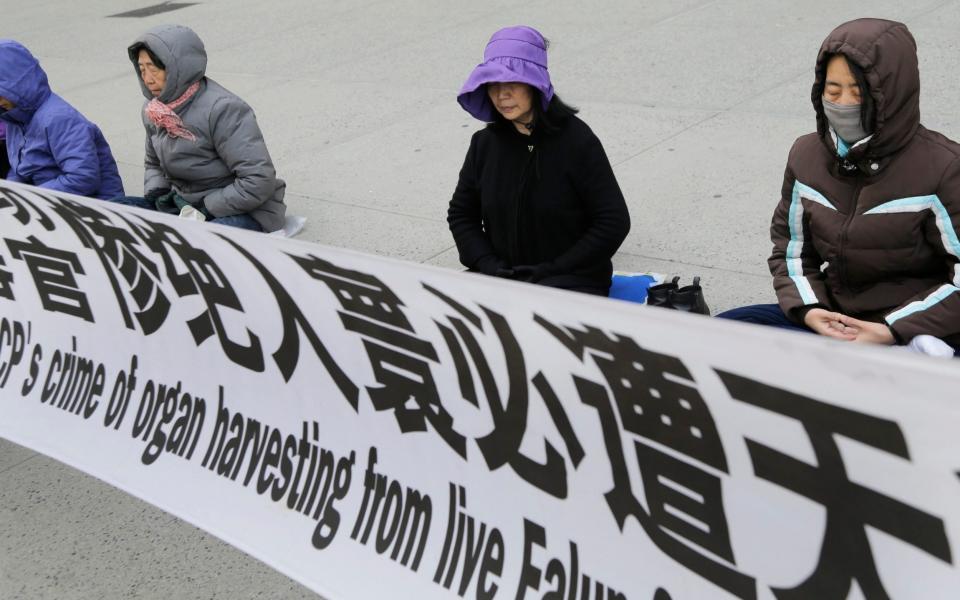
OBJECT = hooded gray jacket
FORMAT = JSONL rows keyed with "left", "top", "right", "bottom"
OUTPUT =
{"left": 128, "top": 25, "right": 285, "bottom": 231}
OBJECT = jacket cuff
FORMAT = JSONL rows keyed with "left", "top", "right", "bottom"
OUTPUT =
{"left": 474, "top": 255, "right": 505, "bottom": 276}
{"left": 200, "top": 190, "right": 226, "bottom": 217}
{"left": 145, "top": 174, "right": 171, "bottom": 193}
{"left": 887, "top": 325, "right": 905, "bottom": 345}
{"left": 144, "top": 187, "right": 171, "bottom": 202}
{"left": 196, "top": 198, "right": 212, "bottom": 218}
{"left": 885, "top": 320, "right": 909, "bottom": 345}
{"left": 791, "top": 303, "right": 826, "bottom": 326}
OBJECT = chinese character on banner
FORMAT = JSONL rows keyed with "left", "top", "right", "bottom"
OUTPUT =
{"left": 124, "top": 218, "right": 264, "bottom": 371}
{"left": 0, "top": 185, "right": 55, "bottom": 230}
{"left": 717, "top": 370, "right": 952, "bottom": 600}
{"left": 291, "top": 255, "right": 466, "bottom": 456}
{"left": 5, "top": 235, "right": 93, "bottom": 322}
{"left": 537, "top": 316, "right": 756, "bottom": 599}
{"left": 52, "top": 199, "right": 171, "bottom": 335}
{"left": 425, "top": 283, "right": 584, "bottom": 499}
{"left": 0, "top": 256, "right": 13, "bottom": 301}
{"left": 216, "top": 235, "right": 360, "bottom": 408}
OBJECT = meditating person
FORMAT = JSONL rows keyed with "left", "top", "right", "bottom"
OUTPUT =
{"left": 448, "top": 26, "right": 630, "bottom": 296}
{"left": 718, "top": 18, "right": 960, "bottom": 357}
{"left": 0, "top": 39, "right": 123, "bottom": 199}
{"left": 114, "top": 24, "right": 286, "bottom": 232}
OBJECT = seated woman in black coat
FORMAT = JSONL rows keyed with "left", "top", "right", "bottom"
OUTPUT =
{"left": 448, "top": 26, "right": 630, "bottom": 296}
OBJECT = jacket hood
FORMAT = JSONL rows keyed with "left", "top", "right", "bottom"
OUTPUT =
{"left": 812, "top": 19, "right": 920, "bottom": 168}
{"left": 0, "top": 40, "right": 52, "bottom": 125}
{"left": 128, "top": 24, "right": 207, "bottom": 103}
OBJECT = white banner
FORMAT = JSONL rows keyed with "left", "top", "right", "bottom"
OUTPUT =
{"left": 0, "top": 180, "right": 959, "bottom": 600}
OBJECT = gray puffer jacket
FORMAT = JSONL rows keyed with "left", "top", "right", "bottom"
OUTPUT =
{"left": 128, "top": 25, "right": 285, "bottom": 231}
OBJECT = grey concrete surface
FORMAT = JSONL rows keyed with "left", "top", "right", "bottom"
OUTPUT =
{"left": 3, "top": 0, "right": 960, "bottom": 598}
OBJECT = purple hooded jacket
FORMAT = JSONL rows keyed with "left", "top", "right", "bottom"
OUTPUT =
{"left": 0, "top": 40, "right": 123, "bottom": 199}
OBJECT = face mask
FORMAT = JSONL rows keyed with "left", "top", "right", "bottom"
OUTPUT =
{"left": 822, "top": 98, "right": 868, "bottom": 144}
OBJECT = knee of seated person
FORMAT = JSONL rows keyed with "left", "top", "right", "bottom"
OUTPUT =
{"left": 210, "top": 214, "right": 263, "bottom": 232}
{"left": 106, "top": 195, "right": 155, "bottom": 210}
{"left": 715, "top": 306, "right": 754, "bottom": 320}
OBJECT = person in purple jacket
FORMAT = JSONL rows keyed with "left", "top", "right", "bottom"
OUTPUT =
{"left": 0, "top": 40, "right": 123, "bottom": 199}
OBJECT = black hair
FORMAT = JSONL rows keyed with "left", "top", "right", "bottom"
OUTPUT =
{"left": 489, "top": 89, "right": 579, "bottom": 134}
{"left": 129, "top": 43, "right": 165, "bottom": 70}
{"left": 823, "top": 53, "right": 875, "bottom": 134}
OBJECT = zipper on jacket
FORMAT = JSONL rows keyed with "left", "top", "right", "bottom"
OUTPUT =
{"left": 837, "top": 177, "right": 863, "bottom": 288}
{"left": 509, "top": 145, "right": 537, "bottom": 264}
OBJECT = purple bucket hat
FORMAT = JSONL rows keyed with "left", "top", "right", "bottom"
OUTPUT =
{"left": 457, "top": 26, "right": 555, "bottom": 122}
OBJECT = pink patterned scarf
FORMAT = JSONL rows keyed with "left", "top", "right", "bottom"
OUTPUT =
{"left": 145, "top": 81, "right": 201, "bottom": 141}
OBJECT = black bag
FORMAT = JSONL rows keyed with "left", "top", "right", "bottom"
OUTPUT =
{"left": 647, "top": 276, "right": 710, "bottom": 315}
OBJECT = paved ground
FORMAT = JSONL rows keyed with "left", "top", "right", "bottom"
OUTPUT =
{"left": 3, "top": 0, "right": 960, "bottom": 597}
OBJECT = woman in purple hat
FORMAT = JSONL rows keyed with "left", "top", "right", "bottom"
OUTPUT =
{"left": 447, "top": 26, "right": 630, "bottom": 296}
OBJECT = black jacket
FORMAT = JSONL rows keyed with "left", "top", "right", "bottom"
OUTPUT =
{"left": 448, "top": 115, "right": 630, "bottom": 292}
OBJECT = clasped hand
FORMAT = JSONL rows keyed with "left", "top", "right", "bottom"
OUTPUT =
{"left": 802, "top": 308, "right": 894, "bottom": 344}
{"left": 495, "top": 263, "right": 551, "bottom": 283}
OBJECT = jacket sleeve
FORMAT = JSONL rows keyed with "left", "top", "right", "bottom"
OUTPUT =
{"left": 447, "top": 132, "right": 502, "bottom": 274}
{"left": 768, "top": 154, "right": 832, "bottom": 321}
{"left": 5, "top": 148, "right": 23, "bottom": 183}
{"left": 883, "top": 157, "right": 960, "bottom": 342}
{"left": 37, "top": 118, "right": 101, "bottom": 197}
{"left": 200, "top": 97, "right": 277, "bottom": 217}
{"left": 549, "top": 130, "right": 630, "bottom": 274}
{"left": 143, "top": 124, "right": 170, "bottom": 193}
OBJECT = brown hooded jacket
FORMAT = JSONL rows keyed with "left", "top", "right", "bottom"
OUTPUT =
{"left": 769, "top": 18, "right": 960, "bottom": 345}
